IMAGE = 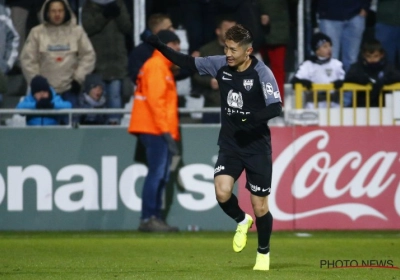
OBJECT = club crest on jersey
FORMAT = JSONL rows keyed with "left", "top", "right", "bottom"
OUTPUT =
{"left": 325, "top": 68, "right": 332, "bottom": 77}
{"left": 243, "top": 79, "right": 253, "bottom": 91}
{"left": 227, "top": 89, "right": 243, "bottom": 109}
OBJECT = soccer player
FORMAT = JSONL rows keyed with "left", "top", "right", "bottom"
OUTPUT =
{"left": 146, "top": 24, "right": 282, "bottom": 271}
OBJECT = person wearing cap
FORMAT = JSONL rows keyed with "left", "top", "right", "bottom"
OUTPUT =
{"left": 128, "top": 30, "right": 181, "bottom": 233}
{"left": 291, "top": 32, "right": 346, "bottom": 108}
{"left": 16, "top": 75, "right": 72, "bottom": 125}
{"left": 77, "top": 73, "right": 107, "bottom": 125}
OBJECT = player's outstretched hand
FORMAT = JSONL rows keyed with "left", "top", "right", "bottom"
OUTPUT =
{"left": 145, "top": 34, "right": 162, "bottom": 48}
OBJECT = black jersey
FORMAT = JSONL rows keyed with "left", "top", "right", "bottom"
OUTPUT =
{"left": 194, "top": 55, "right": 281, "bottom": 154}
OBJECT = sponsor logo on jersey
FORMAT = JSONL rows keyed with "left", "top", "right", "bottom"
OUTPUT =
{"left": 243, "top": 79, "right": 254, "bottom": 91}
{"left": 223, "top": 71, "right": 232, "bottom": 76}
{"left": 227, "top": 89, "right": 243, "bottom": 109}
{"left": 214, "top": 165, "right": 225, "bottom": 174}
{"left": 262, "top": 82, "right": 274, "bottom": 99}
{"left": 222, "top": 76, "right": 232, "bottom": 80}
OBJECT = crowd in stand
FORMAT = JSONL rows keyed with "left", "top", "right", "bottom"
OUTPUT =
{"left": 294, "top": 0, "right": 400, "bottom": 109}
{"left": 1, "top": 0, "right": 400, "bottom": 126}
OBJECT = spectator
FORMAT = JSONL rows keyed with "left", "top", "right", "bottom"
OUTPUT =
{"left": 0, "top": 1, "right": 19, "bottom": 75}
{"left": 128, "top": 30, "right": 181, "bottom": 232}
{"left": 20, "top": 0, "right": 96, "bottom": 108}
{"left": 0, "top": 1, "right": 19, "bottom": 107}
{"left": 77, "top": 73, "right": 107, "bottom": 125}
{"left": 316, "top": 0, "right": 371, "bottom": 71}
{"left": 190, "top": 15, "right": 236, "bottom": 123}
{"left": 292, "top": 32, "right": 345, "bottom": 108}
{"left": 5, "top": 0, "right": 44, "bottom": 56}
{"left": 345, "top": 39, "right": 400, "bottom": 107}
{"left": 16, "top": 75, "right": 71, "bottom": 125}
{"left": 258, "top": 0, "right": 290, "bottom": 106}
{"left": 128, "top": 13, "right": 174, "bottom": 84}
{"left": 180, "top": 0, "right": 218, "bottom": 56}
{"left": 181, "top": 0, "right": 263, "bottom": 55}
{"left": 375, "top": 0, "right": 400, "bottom": 70}
{"left": 82, "top": 0, "right": 132, "bottom": 125}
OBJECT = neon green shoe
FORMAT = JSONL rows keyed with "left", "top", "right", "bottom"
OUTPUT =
{"left": 253, "top": 252, "right": 270, "bottom": 271}
{"left": 233, "top": 214, "right": 253, "bottom": 253}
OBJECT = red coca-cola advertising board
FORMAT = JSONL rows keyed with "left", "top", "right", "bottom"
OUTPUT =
{"left": 238, "top": 127, "right": 400, "bottom": 230}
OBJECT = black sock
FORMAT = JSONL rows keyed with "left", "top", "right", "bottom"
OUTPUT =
{"left": 255, "top": 211, "right": 273, "bottom": 254}
{"left": 217, "top": 194, "right": 245, "bottom": 223}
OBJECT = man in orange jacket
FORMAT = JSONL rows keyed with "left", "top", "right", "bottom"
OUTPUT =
{"left": 128, "top": 30, "right": 181, "bottom": 232}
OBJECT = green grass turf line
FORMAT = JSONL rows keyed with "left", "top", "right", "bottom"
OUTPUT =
{"left": 0, "top": 231, "right": 399, "bottom": 280}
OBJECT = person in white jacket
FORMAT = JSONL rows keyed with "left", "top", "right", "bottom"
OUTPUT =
{"left": 292, "top": 32, "right": 346, "bottom": 108}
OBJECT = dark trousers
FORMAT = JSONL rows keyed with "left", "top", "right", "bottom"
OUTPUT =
{"left": 139, "top": 134, "right": 172, "bottom": 220}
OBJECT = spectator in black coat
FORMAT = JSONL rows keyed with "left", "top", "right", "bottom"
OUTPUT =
{"left": 345, "top": 39, "right": 400, "bottom": 107}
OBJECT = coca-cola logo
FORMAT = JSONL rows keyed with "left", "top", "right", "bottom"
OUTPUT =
{"left": 270, "top": 130, "right": 400, "bottom": 221}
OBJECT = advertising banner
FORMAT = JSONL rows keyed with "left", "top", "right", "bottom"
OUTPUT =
{"left": 239, "top": 127, "right": 400, "bottom": 230}
{"left": 1, "top": 126, "right": 399, "bottom": 231}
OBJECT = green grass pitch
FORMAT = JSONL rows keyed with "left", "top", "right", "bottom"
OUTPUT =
{"left": 0, "top": 231, "right": 399, "bottom": 279}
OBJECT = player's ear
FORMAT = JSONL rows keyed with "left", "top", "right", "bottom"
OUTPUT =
{"left": 246, "top": 46, "right": 253, "bottom": 56}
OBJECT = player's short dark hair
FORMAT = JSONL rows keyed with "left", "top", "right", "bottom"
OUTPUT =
{"left": 147, "top": 13, "right": 170, "bottom": 33}
{"left": 225, "top": 24, "right": 253, "bottom": 46}
{"left": 361, "top": 39, "right": 385, "bottom": 54}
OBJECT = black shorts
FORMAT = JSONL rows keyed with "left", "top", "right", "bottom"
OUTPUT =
{"left": 214, "top": 149, "right": 272, "bottom": 197}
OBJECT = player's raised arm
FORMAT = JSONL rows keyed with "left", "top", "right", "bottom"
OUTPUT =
{"left": 146, "top": 34, "right": 226, "bottom": 78}
{"left": 146, "top": 34, "right": 198, "bottom": 72}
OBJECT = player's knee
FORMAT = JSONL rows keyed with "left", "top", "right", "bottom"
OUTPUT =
{"left": 254, "top": 207, "right": 269, "bottom": 217}
{"left": 215, "top": 189, "right": 231, "bottom": 203}
{"left": 251, "top": 200, "right": 269, "bottom": 217}
{"left": 214, "top": 184, "right": 231, "bottom": 202}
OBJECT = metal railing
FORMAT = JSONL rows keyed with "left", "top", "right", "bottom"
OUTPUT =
{"left": 294, "top": 83, "right": 400, "bottom": 126}
{"left": 0, "top": 108, "right": 222, "bottom": 128}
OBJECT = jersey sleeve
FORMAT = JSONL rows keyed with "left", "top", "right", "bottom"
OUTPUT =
{"left": 194, "top": 55, "right": 227, "bottom": 77}
{"left": 255, "top": 62, "right": 282, "bottom": 106}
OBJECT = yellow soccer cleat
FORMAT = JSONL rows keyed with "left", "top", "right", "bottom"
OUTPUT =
{"left": 233, "top": 214, "right": 253, "bottom": 253}
{"left": 253, "top": 252, "right": 270, "bottom": 271}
